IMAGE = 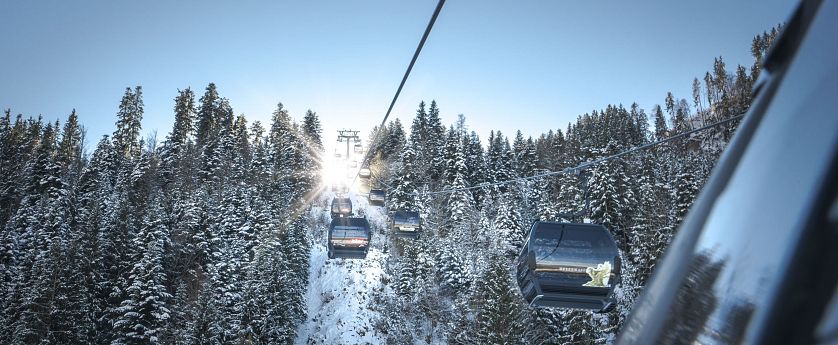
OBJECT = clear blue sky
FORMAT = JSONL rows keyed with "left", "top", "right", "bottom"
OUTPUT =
{"left": 1, "top": 0, "right": 795, "bottom": 152}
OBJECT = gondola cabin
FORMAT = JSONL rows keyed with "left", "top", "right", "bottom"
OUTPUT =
{"left": 330, "top": 197, "right": 353, "bottom": 218}
{"left": 516, "top": 221, "right": 620, "bottom": 312}
{"left": 354, "top": 144, "right": 364, "bottom": 153}
{"left": 391, "top": 211, "right": 422, "bottom": 239}
{"left": 359, "top": 168, "right": 371, "bottom": 179}
{"left": 328, "top": 217, "right": 372, "bottom": 259}
{"left": 349, "top": 160, "right": 358, "bottom": 168}
{"left": 368, "top": 189, "right": 385, "bottom": 206}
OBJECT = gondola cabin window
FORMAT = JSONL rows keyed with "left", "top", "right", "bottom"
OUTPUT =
{"left": 532, "top": 225, "right": 616, "bottom": 287}
{"left": 391, "top": 211, "right": 422, "bottom": 238}
{"left": 331, "top": 226, "right": 369, "bottom": 247}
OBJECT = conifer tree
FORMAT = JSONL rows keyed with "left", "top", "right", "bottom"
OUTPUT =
{"left": 426, "top": 100, "right": 446, "bottom": 179}
{"left": 442, "top": 126, "right": 461, "bottom": 184}
{"left": 409, "top": 101, "right": 428, "bottom": 169}
{"left": 301, "top": 110, "right": 323, "bottom": 186}
{"left": 0, "top": 110, "right": 25, "bottom": 225}
{"left": 196, "top": 83, "right": 221, "bottom": 148}
{"left": 558, "top": 311, "right": 595, "bottom": 344}
{"left": 113, "top": 86, "right": 144, "bottom": 159}
{"left": 673, "top": 157, "right": 700, "bottom": 226}
{"left": 57, "top": 109, "right": 83, "bottom": 178}
{"left": 532, "top": 177, "right": 559, "bottom": 222}
{"left": 383, "top": 118, "right": 406, "bottom": 160}
{"left": 653, "top": 105, "right": 668, "bottom": 140}
{"left": 445, "top": 141, "right": 475, "bottom": 236}
{"left": 493, "top": 196, "right": 524, "bottom": 257}
{"left": 556, "top": 173, "right": 582, "bottom": 221}
{"left": 665, "top": 92, "right": 676, "bottom": 120}
{"left": 169, "top": 88, "right": 196, "bottom": 153}
{"left": 589, "top": 141, "right": 636, "bottom": 249}
{"left": 395, "top": 245, "right": 420, "bottom": 296}
{"left": 474, "top": 256, "right": 525, "bottom": 344}
{"left": 389, "top": 144, "right": 419, "bottom": 210}
{"left": 512, "top": 130, "right": 526, "bottom": 175}
{"left": 282, "top": 216, "right": 311, "bottom": 324}
{"left": 268, "top": 102, "right": 295, "bottom": 185}
{"left": 435, "top": 241, "right": 471, "bottom": 293}
{"left": 231, "top": 115, "right": 252, "bottom": 181}
{"left": 161, "top": 88, "right": 196, "bottom": 188}
{"left": 463, "top": 131, "right": 486, "bottom": 202}
{"left": 302, "top": 109, "right": 322, "bottom": 150}
{"left": 629, "top": 103, "right": 650, "bottom": 146}
{"left": 517, "top": 137, "right": 538, "bottom": 178}
{"left": 217, "top": 98, "right": 235, "bottom": 133}
{"left": 112, "top": 201, "right": 172, "bottom": 345}
{"left": 486, "top": 131, "right": 514, "bottom": 185}
{"left": 7, "top": 137, "right": 72, "bottom": 342}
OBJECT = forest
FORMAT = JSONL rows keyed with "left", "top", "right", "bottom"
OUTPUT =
{"left": 0, "top": 26, "right": 778, "bottom": 344}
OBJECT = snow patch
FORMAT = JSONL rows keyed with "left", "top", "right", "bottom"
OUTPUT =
{"left": 295, "top": 191, "right": 391, "bottom": 344}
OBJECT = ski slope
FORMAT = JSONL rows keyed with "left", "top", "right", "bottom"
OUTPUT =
{"left": 295, "top": 191, "right": 392, "bottom": 345}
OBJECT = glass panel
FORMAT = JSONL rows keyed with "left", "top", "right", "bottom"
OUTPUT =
{"left": 532, "top": 224, "right": 617, "bottom": 287}
{"left": 394, "top": 212, "right": 421, "bottom": 227}
{"left": 332, "top": 226, "right": 368, "bottom": 239}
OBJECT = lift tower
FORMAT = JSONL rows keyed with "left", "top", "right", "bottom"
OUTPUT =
{"left": 337, "top": 129, "right": 360, "bottom": 158}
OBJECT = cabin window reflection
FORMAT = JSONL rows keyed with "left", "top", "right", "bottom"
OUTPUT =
{"left": 332, "top": 227, "right": 367, "bottom": 239}
{"left": 531, "top": 226, "right": 617, "bottom": 288}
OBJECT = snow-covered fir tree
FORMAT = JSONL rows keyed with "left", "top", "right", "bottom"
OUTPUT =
{"left": 473, "top": 256, "right": 526, "bottom": 344}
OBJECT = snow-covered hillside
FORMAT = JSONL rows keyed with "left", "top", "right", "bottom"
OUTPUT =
{"left": 295, "top": 191, "right": 393, "bottom": 344}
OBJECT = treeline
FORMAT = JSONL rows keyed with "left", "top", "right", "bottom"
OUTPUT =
{"left": 365, "top": 26, "right": 780, "bottom": 344}
{"left": 0, "top": 83, "right": 322, "bottom": 344}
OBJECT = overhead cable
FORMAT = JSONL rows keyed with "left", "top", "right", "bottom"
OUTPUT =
{"left": 351, "top": 0, "right": 446, "bottom": 186}
{"left": 414, "top": 114, "right": 746, "bottom": 197}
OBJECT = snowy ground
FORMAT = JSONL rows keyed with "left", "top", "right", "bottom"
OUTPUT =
{"left": 295, "top": 190, "right": 392, "bottom": 345}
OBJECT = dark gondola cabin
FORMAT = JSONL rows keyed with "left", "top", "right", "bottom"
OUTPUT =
{"left": 368, "top": 189, "right": 385, "bottom": 206}
{"left": 516, "top": 221, "right": 620, "bottom": 312}
{"left": 391, "top": 211, "right": 422, "bottom": 238}
{"left": 359, "top": 168, "right": 371, "bottom": 179}
{"left": 330, "top": 197, "right": 353, "bottom": 218}
{"left": 328, "top": 217, "right": 371, "bottom": 259}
